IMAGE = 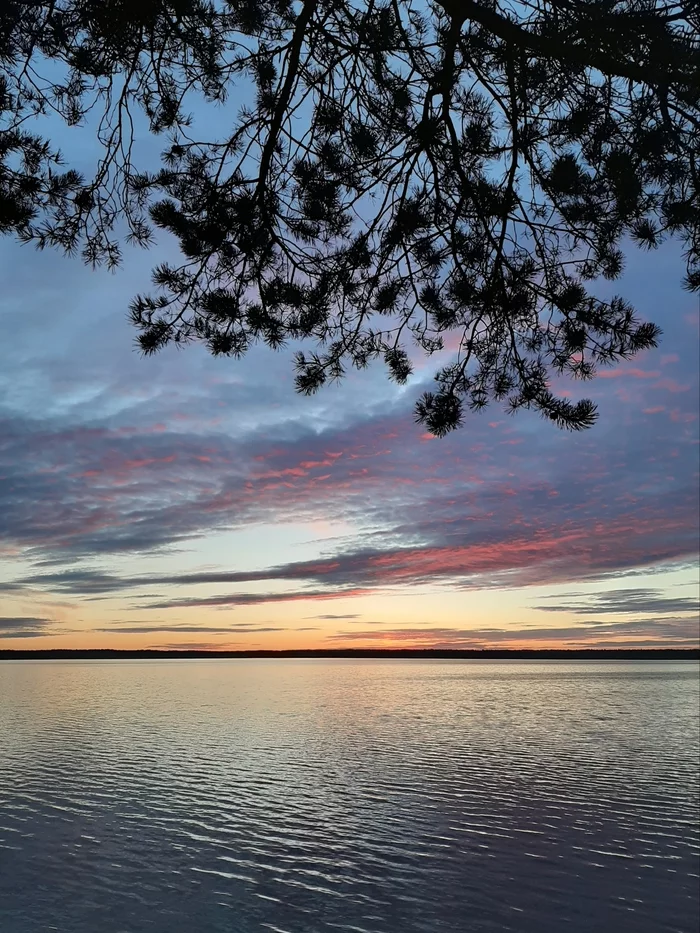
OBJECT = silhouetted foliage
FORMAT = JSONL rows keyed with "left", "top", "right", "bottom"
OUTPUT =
{"left": 2, "top": 0, "right": 698, "bottom": 433}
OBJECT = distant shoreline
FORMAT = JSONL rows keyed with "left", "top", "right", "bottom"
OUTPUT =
{"left": 0, "top": 648, "right": 698, "bottom": 661}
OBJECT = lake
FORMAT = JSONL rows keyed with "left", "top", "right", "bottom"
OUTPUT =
{"left": 0, "top": 660, "right": 698, "bottom": 932}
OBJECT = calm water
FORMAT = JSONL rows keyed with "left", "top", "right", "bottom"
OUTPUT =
{"left": 0, "top": 660, "right": 698, "bottom": 933}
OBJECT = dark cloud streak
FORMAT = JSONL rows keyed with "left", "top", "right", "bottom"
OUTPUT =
{"left": 534, "top": 588, "right": 700, "bottom": 617}
{"left": 0, "top": 616, "right": 56, "bottom": 638}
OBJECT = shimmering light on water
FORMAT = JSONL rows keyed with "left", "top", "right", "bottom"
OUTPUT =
{"left": 0, "top": 660, "right": 698, "bottom": 932}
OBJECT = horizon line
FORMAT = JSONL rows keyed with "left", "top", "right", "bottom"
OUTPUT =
{"left": 1, "top": 648, "right": 698, "bottom": 661}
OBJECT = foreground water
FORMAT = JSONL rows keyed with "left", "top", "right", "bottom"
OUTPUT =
{"left": 0, "top": 660, "right": 698, "bottom": 932}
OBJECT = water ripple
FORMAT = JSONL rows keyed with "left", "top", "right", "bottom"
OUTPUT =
{"left": 0, "top": 660, "right": 697, "bottom": 933}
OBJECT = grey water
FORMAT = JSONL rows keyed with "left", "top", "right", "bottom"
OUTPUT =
{"left": 0, "top": 660, "right": 698, "bottom": 933}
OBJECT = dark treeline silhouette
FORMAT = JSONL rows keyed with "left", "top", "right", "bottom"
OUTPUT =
{"left": 1, "top": 648, "right": 698, "bottom": 660}
{"left": 2, "top": 1, "right": 698, "bottom": 433}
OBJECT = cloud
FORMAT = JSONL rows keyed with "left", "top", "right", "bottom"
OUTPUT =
{"left": 95, "top": 625, "right": 285, "bottom": 633}
{"left": 325, "top": 615, "right": 699, "bottom": 647}
{"left": 12, "top": 477, "right": 699, "bottom": 609}
{"left": 16, "top": 570, "right": 137, "bottom": 595}
{"left": 142, "top": 587, "right": 376, "bottom": 610}
{"left": 0, "top": 616, "right": 51, "bottom": 629}
{"left": 146, "top": 642, "right": 245, "bottom": 651}
{"left": 15, "top": 439, "right": 699, "bottom": 602}
{"left": 533, "top": 588, "right": 700, "bottom": 617}
{"left": 0, "top": 632, "right": 52, "bottom": 639}
{"left": 0, "top": 616, "right": 55, "bottom": 638}
{"left": 2, "top": 331, "right": 697, "bottom": 582}
{"left": 597, "top": 367, "right": 661, "bottom": 380}
{"left": 0, "top": 233, "right": 698, "bottom": 650}
{"left": 310, "top": 614, "right": 361, "bottom": 620}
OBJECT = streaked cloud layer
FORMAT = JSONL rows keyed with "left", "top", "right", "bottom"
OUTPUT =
{"left": 0, "top": 226, "right": 698, "bottom": 649}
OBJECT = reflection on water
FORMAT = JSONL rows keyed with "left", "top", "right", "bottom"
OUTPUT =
{"left": 0, "top": 660, "right": 698, "bottom": 932}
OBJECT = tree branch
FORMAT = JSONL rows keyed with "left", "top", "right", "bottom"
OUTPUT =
{"left": 439, "top": 0, "right": 698, "bottom": 90}
{"left": 256, "top": 0, "right": 317, "bottom": 204}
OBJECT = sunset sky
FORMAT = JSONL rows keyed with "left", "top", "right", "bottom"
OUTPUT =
{"left": 1, "top": 105, "right": 699, "bottom": 651}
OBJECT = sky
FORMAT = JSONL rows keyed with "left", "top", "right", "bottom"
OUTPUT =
{"left": 1, "top": 114, "right": 699, "bottom": 652}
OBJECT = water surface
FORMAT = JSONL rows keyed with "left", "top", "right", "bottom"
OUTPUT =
{"left": 1, "top": 660, "right": 698, "bottom": 932}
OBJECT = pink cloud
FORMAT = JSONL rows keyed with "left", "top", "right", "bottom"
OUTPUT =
{"left": 669, "top": 410, "right": 698, "bottom": 424}
{"left": 598, "top": 368, "right": 661, "bottom": 380}
{"left": 299, "top": 458, "right": 337, "bottom": 469}
{"left": 653, "top": 378, "right": 691, "bottom": 393}
{"left": 684, "top": 310, "right": 700, "bottom": 333}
